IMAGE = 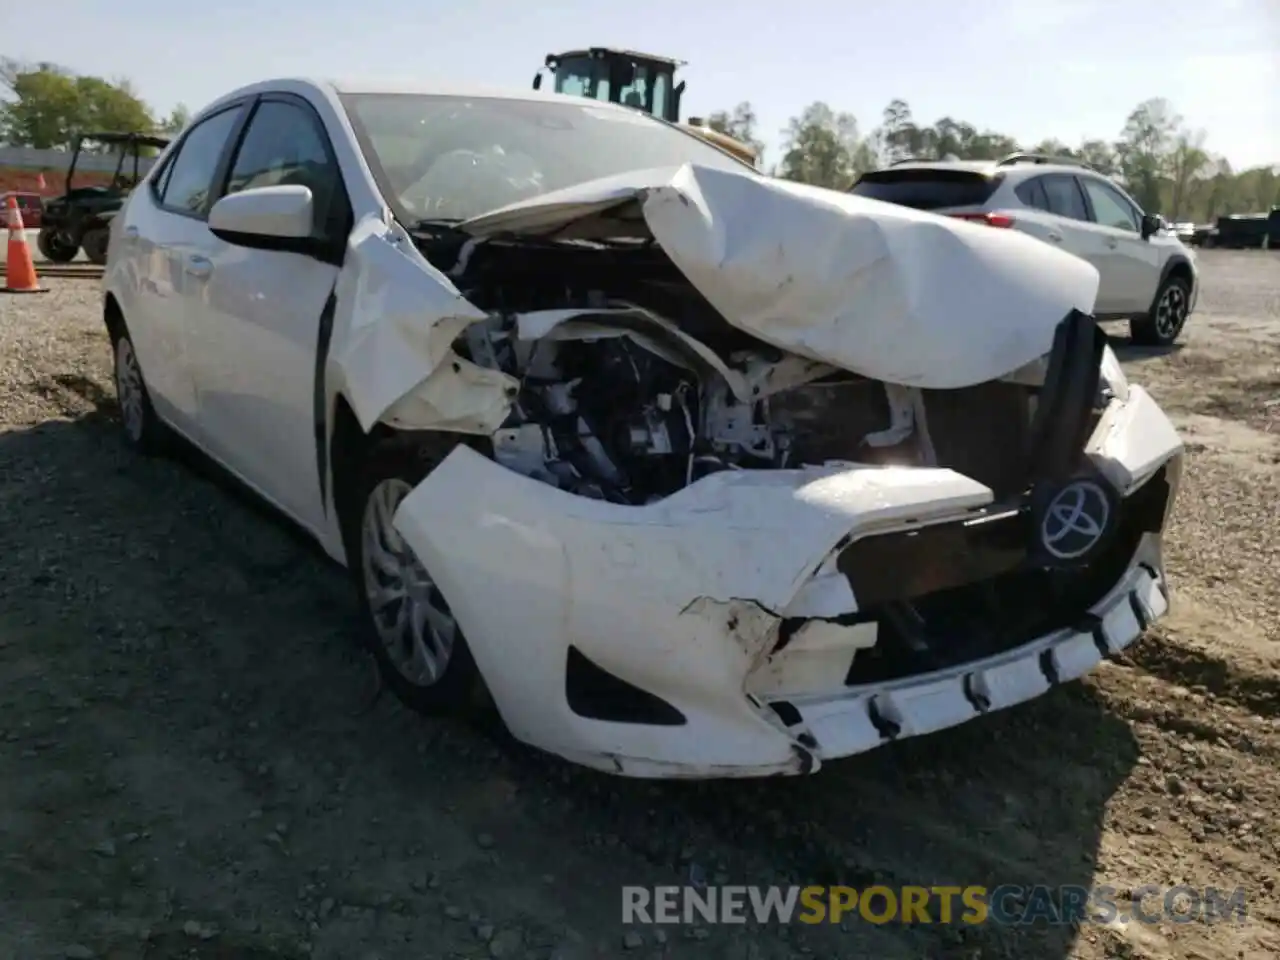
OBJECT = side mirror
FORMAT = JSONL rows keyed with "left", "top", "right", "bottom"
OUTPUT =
{"left": 1140, "top": 213, "right": 1160, "bottom": 240}
{"left": 209, "top": 185, "right": 314, "bottom": 247}
{"left": 532, "top": 72, "right": 542, "bottom": 91}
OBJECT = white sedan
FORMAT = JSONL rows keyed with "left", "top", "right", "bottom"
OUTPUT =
{"left": 102, "top": 78, "right": 1184, "bottom": 778}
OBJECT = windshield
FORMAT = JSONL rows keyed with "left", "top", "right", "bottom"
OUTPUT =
{"left": 339, "top": 93, "right": 750, "bottom": 223}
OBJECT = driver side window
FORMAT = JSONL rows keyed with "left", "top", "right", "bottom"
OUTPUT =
{"left": 220, "top": 98, "right": 349, "bottom": 238}
{"left": 1082, "top": 178, "right": 1140, "bottom": 233}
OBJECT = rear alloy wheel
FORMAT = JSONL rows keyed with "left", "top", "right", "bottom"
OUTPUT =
{"left": 37, "top": 229, "right": 79, "bottom": 263}
{"left": 348, "top": 448, "right": 484, "bottom": 716}
{"left": 112, "top": 332, "right": 167, "bottom": 454}
{"left": 82, "top": 227, "right": 110, "bottom": 266}
{"left": 1130, "top": 275, "right": 1190, "bottom": 347}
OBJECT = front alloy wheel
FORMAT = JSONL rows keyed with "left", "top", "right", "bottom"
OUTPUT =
{"left": 361, "top": 477, "right": 458, "bottom": 687}
{"left": 347, "top": 446, "right": 484, "bottom": 717}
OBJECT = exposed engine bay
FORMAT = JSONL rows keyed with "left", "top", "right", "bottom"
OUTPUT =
{"left": 429, "top": 235, "right": 1048, "bottom": 506}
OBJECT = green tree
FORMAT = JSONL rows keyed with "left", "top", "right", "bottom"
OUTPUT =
{"left": 1167, "top": 130, "right": 1211, "bottom": 220}
{"left": 0, "top": 60, "right": 82, "bottom": 148}
{"left": 160, "top": 103, "right": 191, "bottom": 135}
{"left": 1077, "top": 139, "right": 1118, "bottom": 176}
{"left": 0, "top": 59, "right": 156, "bottom": 148}
{"left": 778, "top": 101, "right": 869, "bottom": 188}
{"left": 705, "top": 102, "right": 764, "bottom": 164}
{"left": 1115, "top": 98, "right": 1180, "bottom": 213}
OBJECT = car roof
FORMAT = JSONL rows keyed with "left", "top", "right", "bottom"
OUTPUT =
{"left": 201, "top": 76, "right": 637, "bottom": 112}
{"left": 881, "top": 160, "right": 999, "bottom": 174}
{"left": 871, "top": 159, "right": 1095, "bottom": 178}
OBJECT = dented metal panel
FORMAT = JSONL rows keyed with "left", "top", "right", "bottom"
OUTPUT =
{"left": 317, "top": 161, "right": 1183, "bottom": 780}
{"left": 328, "top": 216, "right": 517, "bottom": 434}
{"left": 392, "top": 446, "right": 994, "bottom": 773}
{"left": 459, "top": 163, "right": 1102, "bottom": 390}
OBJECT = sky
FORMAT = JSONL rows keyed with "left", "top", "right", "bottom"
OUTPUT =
{"left": 4, "top": 0, "right": 1278, "bottom": 169}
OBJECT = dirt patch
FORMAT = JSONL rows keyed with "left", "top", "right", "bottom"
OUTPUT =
{"left": 1, "top": 251, "right": 1279, "bottom": 960}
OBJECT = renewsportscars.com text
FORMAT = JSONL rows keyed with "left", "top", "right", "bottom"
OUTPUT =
{"left": 622, "top": 884, "right": 1249, "bottom": 926}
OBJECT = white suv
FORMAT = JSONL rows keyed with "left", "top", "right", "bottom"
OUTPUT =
{"left": 850, "top": 154, "right": 1199, "bottom": 346}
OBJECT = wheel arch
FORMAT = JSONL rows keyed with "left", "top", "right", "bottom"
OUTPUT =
{"left": 1159, "top": 255, "right": 1194, "bottom": 290}
{"left": 103, "top": 292, "right": 126, "bottom": 344}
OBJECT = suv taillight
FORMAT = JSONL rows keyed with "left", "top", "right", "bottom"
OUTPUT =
{"left": 949, "top": 212, "right": 1015, "bottom": 228}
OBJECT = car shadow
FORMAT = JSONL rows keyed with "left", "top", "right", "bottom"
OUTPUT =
{"left": 0, "top": 390, "right": 1139, "bottom": 960}
{"left": 1106, "top": 330, "right": 1185, "bottom": 365}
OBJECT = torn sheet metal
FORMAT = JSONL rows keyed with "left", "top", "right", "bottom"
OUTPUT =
{"left": 1087, "top": 384, "right": 1184, "bottom": 495}
{"left": 458, "top": 163, "right": 1101, "bottom": 390}
{"left": 329, "top": 215, "right": 518, "bottom": 434}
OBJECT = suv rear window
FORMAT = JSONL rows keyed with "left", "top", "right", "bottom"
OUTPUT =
{"left": 849, "top": 169, "right": 1000, "bottom": 210}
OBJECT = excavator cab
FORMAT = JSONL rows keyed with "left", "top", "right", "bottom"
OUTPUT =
{"left": 533, "top": 46, "right": 758, "bottom": 168}
{"left": 534, "top": 48, "right": 685, "bottom": 124}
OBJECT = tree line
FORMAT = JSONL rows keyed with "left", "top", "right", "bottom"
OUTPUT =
{"left": 0, "top": 61, "right": 189, "bottom": 152}
{"left": 706, "top": 97, "right": 1276, "bottom": 225}
{"left": 3, "top": 60, "right": 1273, "bottom": 225}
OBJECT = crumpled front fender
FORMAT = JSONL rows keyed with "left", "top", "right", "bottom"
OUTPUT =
{"left": 392, "top": 446, "right": 992, "bottom": 772}
{"left": 327, "top": 216, "right": 516, "bottom": 435}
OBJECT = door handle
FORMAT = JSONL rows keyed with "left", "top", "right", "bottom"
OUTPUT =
{"left": 1047, "top": 231, "right": 1063, "bottom": 242}
{"left": 123, "top": 226, "right": 139, "bottom": 238}
{"left": 1106, "top": 238, "right": 1119, "bottom": 249}
{"left": 184, "top": 254, "right": 212, "bottom": 279}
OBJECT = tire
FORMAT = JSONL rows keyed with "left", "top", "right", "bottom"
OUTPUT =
{"left": 1130, "top": 274, "right": 1191, "bottom": 347}
{"left": 110, "top": 327, "right": 168, "bottom": 455}
{"left": 82, "top": 227, "right": 110, "bottom": 265}
{"left": 342, "top": 441, "right": 486, "bottom": 717}
{"left": 36, "top": 229, "right": 79, "bottom": 263}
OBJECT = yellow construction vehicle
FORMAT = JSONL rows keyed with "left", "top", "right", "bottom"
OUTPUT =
{"left": 532, "top": 47, "right": 759, "bottom": 168}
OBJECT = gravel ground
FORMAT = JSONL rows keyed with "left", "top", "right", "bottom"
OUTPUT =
{"left": 1, "top": 250, "right": 1278, "bottom": 960}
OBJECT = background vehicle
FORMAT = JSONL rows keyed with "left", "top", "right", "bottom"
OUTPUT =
{"left": 1211, "top": 208, "right": 1280, "bottom": 249}
{"left": 0, "top": 189, "right": 43, "bottom": 228}
{"left": 37, "top": 131, "right": 170, "bottom": 264}
{"left": 1189, "top": 223, "right": 1217, "bottom": 246}
{"left": 849, "top": 153, "right": 1199, "bottom": 347}
{"left": 532, "top": 47, "right": 759, "bottom": 167}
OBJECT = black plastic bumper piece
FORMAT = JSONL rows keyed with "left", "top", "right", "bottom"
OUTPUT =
{"left": 1024, "top": 310, "right": 1107, "bottom": 487}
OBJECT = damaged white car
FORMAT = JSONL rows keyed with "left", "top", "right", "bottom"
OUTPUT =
{"left": 102, "top": 79, "right": 1183, "bottom": 778}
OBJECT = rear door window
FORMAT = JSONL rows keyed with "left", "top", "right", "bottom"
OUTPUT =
{"left": 1040, "top": 175, "right": 1089, "bottom": 221}
{"left": 1014, "top": 177, "right": 1051, "bottom": 211}
{"left": 849, "top": 169, "right": 1000, "bottom": 210}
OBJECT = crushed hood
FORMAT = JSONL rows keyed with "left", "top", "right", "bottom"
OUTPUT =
{"left": 459, "top": 164, "right": 1101, "bottom": 389}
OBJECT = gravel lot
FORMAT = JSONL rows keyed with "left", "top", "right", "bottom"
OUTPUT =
{"left": 1, "top": 251, "right": 1278, "bottom": 960}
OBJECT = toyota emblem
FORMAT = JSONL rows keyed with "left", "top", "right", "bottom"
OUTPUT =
{"left": 1039, "top": 479, "right": 1113, "bottom": 561}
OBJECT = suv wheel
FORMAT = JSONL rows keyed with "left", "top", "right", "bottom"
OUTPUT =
{"left": 1131, "top": 275, "right": 1190, "bottom": 347}
{"left": 344, "top": 443, "right": 486, "bottom": 717}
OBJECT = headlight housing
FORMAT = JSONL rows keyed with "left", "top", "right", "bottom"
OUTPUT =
{"left": 1099, "top": 344, "right": 1129, "bottom": 403}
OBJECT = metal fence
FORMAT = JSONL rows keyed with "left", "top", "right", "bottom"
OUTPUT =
{"left": 0, "top": 145, "right": 158, "bottom": 174}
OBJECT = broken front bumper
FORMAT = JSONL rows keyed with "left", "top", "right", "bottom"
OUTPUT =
{"left": 393, "top": 385, "right": 1182, "bottom": 779}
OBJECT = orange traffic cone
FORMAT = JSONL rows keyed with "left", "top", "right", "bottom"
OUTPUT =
{"left": 3, "top": 194, "right": 46, "bottom": 294}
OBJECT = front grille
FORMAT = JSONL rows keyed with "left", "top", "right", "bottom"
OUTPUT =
{"left": 841, "top": 467, "right": 1171, "bottom": 685}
